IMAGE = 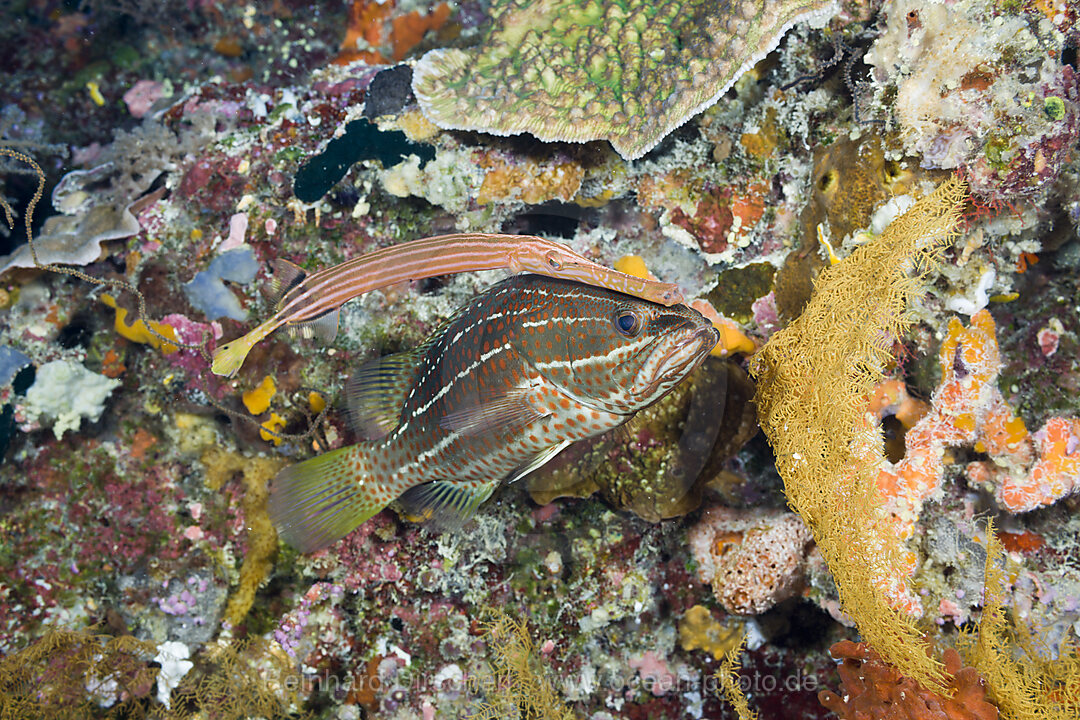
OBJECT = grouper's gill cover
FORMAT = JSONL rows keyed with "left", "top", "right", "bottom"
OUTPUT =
{"left": 269, "top": 274, "right": 719, "bottom": 553}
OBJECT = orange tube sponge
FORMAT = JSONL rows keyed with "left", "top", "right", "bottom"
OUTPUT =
{"left": 819, "top": 641, "right": 998, "bottom": 720}
{"left": 995, "top": 417, "right": 1080, "bottom": 513}
{"left": 876, "top": 310, "right": 1027, "bottom": 538}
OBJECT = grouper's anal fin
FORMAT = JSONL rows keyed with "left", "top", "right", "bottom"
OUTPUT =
{"left": 397, "top": 479, "right": 498, "bottom": 532}
{"left": 396, "top": 439, "right": 570, "bottom": 532}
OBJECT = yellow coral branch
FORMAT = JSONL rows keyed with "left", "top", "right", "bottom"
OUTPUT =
{"left": 468, "top": 611, "right": 576, "bottom": 720}
{"left": 715, "top": 634, "right": 758, "bottom": 720}
{"left": 203, "top": 448, "right": 285, "bottom": 626}
{"left": 750, "top": 177, "right": 969, "bottom": 692}
{"left": 954, "top": 521, "right": 1080, "bottom": 720}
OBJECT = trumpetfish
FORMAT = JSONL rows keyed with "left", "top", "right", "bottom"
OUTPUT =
{"left": 210, "top": 233, "right": 683, "bottom": 377}
{"left": 269, "top": 274, "right": 717, "bottom": 552}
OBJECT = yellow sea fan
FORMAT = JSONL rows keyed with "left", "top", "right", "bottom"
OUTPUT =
{"left": 750, "top": 177, "right": 968, "bottom": 691}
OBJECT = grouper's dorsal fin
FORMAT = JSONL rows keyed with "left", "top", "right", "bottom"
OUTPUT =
{"left": 263, "top": 258, "right": 307, "bottom": 309}
{"left": 346, "top": 349, "right": 422, "bottom": 439}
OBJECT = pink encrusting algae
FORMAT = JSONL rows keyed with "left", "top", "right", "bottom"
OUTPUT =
{"left": 211, "top": 232, "right": 684, "bottom": 377}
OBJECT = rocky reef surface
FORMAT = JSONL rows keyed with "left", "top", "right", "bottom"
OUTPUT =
{"left": 1, "top": 0, "right": 1079, "bottom": 718}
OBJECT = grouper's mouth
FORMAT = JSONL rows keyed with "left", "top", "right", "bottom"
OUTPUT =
{"left": 632, "top": 323, "right": 719, "bottom": 399}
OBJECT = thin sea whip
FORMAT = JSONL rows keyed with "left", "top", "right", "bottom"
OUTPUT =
{"left": 211, "top": 232, "right": 684, "bottom": 377}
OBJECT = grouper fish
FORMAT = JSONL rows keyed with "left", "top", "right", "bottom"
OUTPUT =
{"left": 269, "top": 274, "right": 719, "bottom": 552}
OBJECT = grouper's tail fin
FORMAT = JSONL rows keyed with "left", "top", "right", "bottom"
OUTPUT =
{"left": 268, "top": 445, "right": 388, "bottom": 553}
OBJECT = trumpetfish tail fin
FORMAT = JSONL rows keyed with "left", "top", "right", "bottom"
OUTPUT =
{"left": 210, "top": 319, "right": 278, "bottom": 377}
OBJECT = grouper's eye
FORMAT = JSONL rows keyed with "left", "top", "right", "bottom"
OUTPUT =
{"left": 613, "top": 309, "right": 642, "bottom": 337}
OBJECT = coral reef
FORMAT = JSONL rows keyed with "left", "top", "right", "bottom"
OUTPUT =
{"left": 818, "top": 640, "right": 998, "bottom": 720}
{"left": 876, "top": 310, "right": 1080, "bottom": 529}
{"left": 865, "top": 0, "right": 1080, "bottom": 201}
{"left": 469, "top": 612, "right": 576, "bottom": 720}
{"left": 4, "top": 0, "right": 1080, "bottom": 717}
{"left": 0, "top": 628, "right": 158, "bottom": 719}
{"left": 413, "top": 0, "right": 838, "bottom": 159}
{"left": 687, "top": 506, "right": 813, "bottom": 615}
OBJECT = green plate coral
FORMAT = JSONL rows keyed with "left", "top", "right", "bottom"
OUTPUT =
{"left": 412, "top": 0, "right": 838, "bottom": 159}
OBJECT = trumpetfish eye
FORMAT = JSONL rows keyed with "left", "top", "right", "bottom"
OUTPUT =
{"left": 613, "top": 309, "right": 642, "bottom": 337}
{"left": 545, "top": 252, "right": 563, "bottom": 270}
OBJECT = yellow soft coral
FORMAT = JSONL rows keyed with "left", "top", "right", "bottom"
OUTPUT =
{"left": 471, "top": 611, "right": 576, "bottom": 720}
{"left": 259, "top": 413, "right": 286, "bottom": 446}
{"left": 203, "top": 448, "right": 284, "bottom": 626}
{"left": 954, "top": 521, "right": 1080, "bottom": 720}
{"left": 614, "top": 255, "right": 650, "bottom": 279}
{"left": 750, "top": 177, "right": 968, "bottom": 691}
{"left": 679, "top": 605, "right": 742, "bottom": 660}
{"left": 715, "top": 635, "right": 758, "bottom": 720}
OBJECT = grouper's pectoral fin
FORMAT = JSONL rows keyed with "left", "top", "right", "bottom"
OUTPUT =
{"left": 437, "top": 385, "right": 547, "bottom": 436}
{"left": 504, "top": 440, "right": 570, "bottom": 485}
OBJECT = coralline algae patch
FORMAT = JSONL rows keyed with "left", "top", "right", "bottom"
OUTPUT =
{"left": 865, "top": 0, "right": 1080, "bottom": 201}
{"left": 0, "top": 438, "right": 214, "bottom": 647}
